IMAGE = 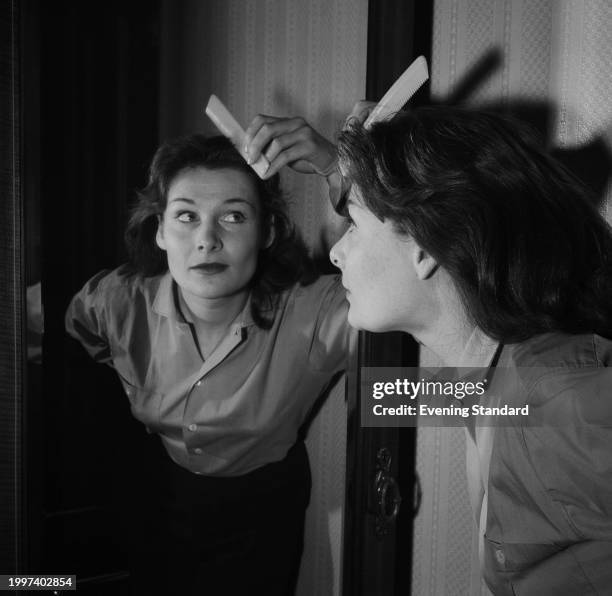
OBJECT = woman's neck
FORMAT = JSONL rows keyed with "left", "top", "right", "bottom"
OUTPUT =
{"left": 411, "top": 275, "right": 475, "bottom": 367}
{"left": 178, "top": 287, "right": 249, "bottom": 332}
{"left": 418, "top": 320, "right": 476, "bottom": 367}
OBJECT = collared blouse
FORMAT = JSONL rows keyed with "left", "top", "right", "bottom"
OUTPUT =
{"left": 66, "top": 268, "right": 351, "bottom": 476}
{"left": 461, "top": 330, "right": 612, "bottom": 595}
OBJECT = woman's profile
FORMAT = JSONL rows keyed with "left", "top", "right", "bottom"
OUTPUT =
{"left": 328, "top": 107, "right": 612, "bottom": 594}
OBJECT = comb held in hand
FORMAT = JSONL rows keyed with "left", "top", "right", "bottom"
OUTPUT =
{"left": 205, "top": 95, "right": 270, "bottom": 178}
{"left": 363, "top": 55, "right": 429, "bottom": 129}
{"left": 334, "top": 57, "right": 429, "bottom": 214}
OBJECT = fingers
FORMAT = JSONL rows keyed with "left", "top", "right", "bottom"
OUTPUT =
{"left": 262, "top": 127, "right": 316, "bottom": 164}
{"left": 343, "top": 100, "right": 376, "bottom": 128}
{"left": 244, "top": 115, "right": 306, "bottom": 164}
{"left": 263, "top": 143, "right": 314, "bottom": 179}
{"left": 244, "top": 113, "right": 337, "bottom": 178}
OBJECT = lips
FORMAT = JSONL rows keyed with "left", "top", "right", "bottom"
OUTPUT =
{"left": 190, "top": 262, "right": 228, "bottom": 274}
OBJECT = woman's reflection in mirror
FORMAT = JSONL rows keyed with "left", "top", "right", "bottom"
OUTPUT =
{"left": 66, "top": 135, "right": 351, "bottom": 596}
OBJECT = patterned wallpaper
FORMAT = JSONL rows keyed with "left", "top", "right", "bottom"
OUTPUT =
{"left": 414, "top": 1, "right": 612, "bottom": 595}
{"left": 552, "top": 0, "right": 612, "bottom": 222}
{"left": 161, "top": 0, "right": 367, "bottom": 248}
{"left": 159, "top": 2, "right": 368, "bottom": 594}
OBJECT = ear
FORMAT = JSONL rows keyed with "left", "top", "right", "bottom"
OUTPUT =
{"left": 263, "top": 215, "right": 275, "bottom": 249}
{"left": 412, "top": 242, "right": 438, "bottom": 280}
{"left": 155, "top": 215, "right": 167, "bottom": 251}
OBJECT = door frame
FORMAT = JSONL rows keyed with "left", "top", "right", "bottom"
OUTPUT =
{"left": 342, "top": 1, "right": 433, "bottom": 594}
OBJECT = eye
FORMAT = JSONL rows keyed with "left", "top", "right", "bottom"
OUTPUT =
{"left": 176, "top": 211, "right": 198, "bottom": 223}
{"left": 220, "top": 211, "right": 247, "bottom": 224}
{"left": 345, "top": 213, "right": 356, "bottom": 231}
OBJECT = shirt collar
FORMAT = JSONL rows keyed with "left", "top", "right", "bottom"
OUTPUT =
{"left": 457, "top": 327, "right": 502, "bottom": 374}
{"left": 152, "top": 272, "right": 179, "bottom": 319}
{"left": 455, "top": 329, "right": 503, "bottom": 436}
{"left": 152, "top": 271, "right": 257, "bottom": 329}
{"left": 457, "top": 327, "right": 499, "bottom": 368}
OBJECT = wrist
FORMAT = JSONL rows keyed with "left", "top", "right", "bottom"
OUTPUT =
{"left": 313, "top": 155, "right": 338, "bottom": 177}
{"left": 326, "top": 169, "right": 350, "bottom": 213}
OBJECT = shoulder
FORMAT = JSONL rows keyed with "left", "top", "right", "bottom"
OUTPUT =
{"left": 507, "top": 332, "right": 611, "bottom": 369}
{"left": 293, "top": 274, "right": 344, "bottom": 298}
{"left": 288, "top": 275, "right": 345, "bottom": 312}
{"left": 272, "top": 275, "right": 346, "bottom": 329}
{"left": 275, "top": 275, "right": 349, "bottom": 370}
{"left": 75, "top": 265, "right": 165, "bottom": 313}
{"left": 504, "top": 332, "right": 612, "bottom": 409}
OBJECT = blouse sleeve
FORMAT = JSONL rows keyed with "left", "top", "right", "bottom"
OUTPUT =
{"left": 302, "top": 275, "right": 354, "bottom": 372}
{"left": 65, "top": 269, "right": 114, "bottom": 364}
{"left": 518, "top": 367, "right": 612, "bottom": 592}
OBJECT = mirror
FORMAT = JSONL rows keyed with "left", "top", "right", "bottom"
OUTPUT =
{"left": 21, "top": 1, "right": 370, "bottom": 594}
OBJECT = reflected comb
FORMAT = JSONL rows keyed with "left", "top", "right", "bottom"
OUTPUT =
{"left": 205, "top": 94, "right": 270, "bottom": 178}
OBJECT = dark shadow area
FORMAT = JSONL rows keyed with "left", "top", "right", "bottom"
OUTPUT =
{"left": 433, "top": 46, "right": 612, "bottom": 210}
{"left": 472, "top": 98, "right": 612, "bottom": 211}
{"left": 552, "top": 136, "right": 612, "bottom": 205}
{"left": 22, "top": 0, "right": 162, "bottom": 592}
{"left": 444, "top": 48, "right": 503, "bottom": 105}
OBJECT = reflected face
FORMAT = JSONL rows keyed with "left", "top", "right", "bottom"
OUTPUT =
{"left": 156, "top": 166, "right": 266, "bottom": 303}
{"left": 329, "top": 186, "right": 422, "bottom": 333}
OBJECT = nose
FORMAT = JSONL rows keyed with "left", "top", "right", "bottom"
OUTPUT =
{"left": 196, "top": 221, "right": 222, "bottom": 252}
{"left": 329, "top": 233, "right": 346, "bottom": 269}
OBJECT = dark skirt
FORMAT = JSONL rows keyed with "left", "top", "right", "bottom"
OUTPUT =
{"left": 127, "top": 441, "right": 311, "bottom": 596}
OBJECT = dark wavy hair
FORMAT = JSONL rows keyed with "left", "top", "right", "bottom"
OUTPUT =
{"left": 338, "top": 106, "right": 612, "bottom": 342}
{"left": 124, "top": 134, "right": 314, "bottom": 328}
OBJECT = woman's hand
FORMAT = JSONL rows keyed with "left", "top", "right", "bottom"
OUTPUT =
{"left": 244, "top": 115, "right": 337, "bottom": 179}
{"left": 343, "top": 100, "right": 376, "bottom": 128}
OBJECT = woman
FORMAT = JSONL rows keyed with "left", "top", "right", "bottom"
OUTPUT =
{"left": 246, "top": 105, "right": 612, "bottom": 594}
{"left": 65, "top": 134, "right": 349, "bottom": 595}
{"left": 330, "top": 107, "right": 612, "bottom": 595}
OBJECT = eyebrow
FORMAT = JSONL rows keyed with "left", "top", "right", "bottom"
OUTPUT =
{"left": 169, "top": 197, "right": 256, "bottom": 209}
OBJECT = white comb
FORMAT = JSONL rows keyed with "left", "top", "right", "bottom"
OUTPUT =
{"left": 205, "top": 94, "right": 270, "bottom": 178}
{"left": 363, "top": 55, "right": 429, "bottom": 129}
